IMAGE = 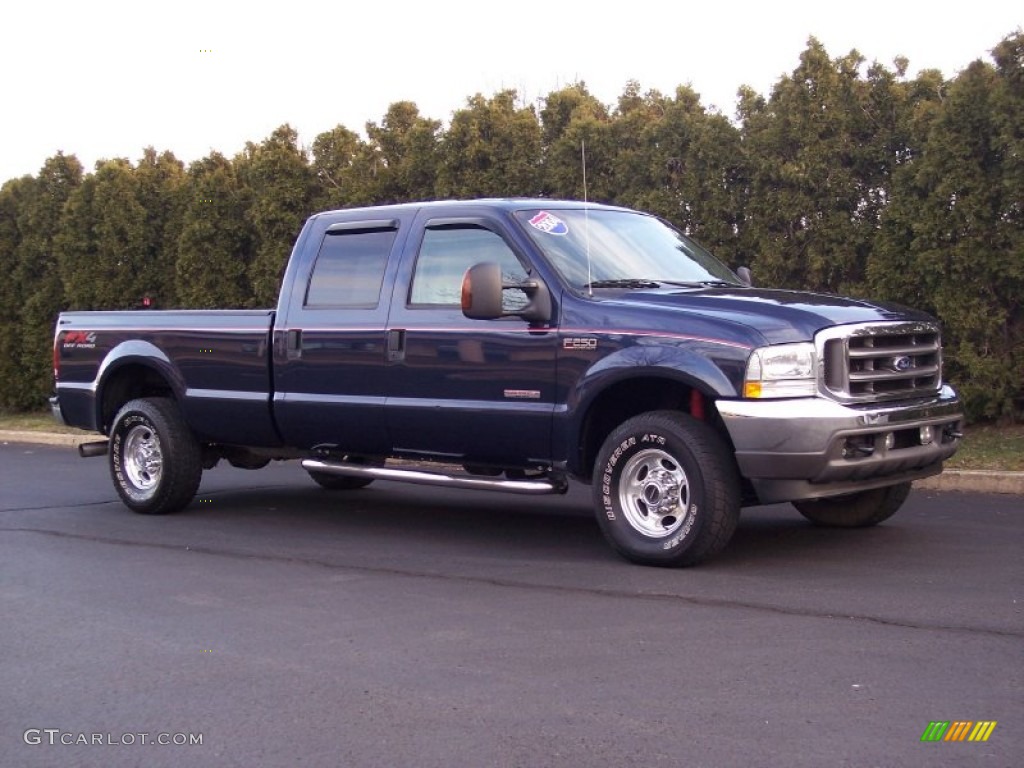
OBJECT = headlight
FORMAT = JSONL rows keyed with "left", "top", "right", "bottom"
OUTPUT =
{"left": 744, "top": 342, "right": 817, "bottom": 398}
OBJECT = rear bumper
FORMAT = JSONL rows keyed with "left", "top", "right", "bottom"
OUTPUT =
{"left": 716, "top": 385, "right": 963, "bottom": 504}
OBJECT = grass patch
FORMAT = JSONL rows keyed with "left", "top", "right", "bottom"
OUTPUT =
{"left": 946, "top": 423, "right": 1024, "bottom": 472}
{"left": 0, "top": 411, "right": 92, "bottom": 435}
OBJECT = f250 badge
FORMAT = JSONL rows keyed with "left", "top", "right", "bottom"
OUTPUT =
{"left": 62, "top": 331, "right": 97, "bottom": 349}
{"left": 563, "top": 337, "right": 598, "bottom": 350}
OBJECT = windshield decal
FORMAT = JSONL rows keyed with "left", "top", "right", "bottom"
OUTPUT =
{"left": 528, "top": 211, "right": 568, "bottom": 236}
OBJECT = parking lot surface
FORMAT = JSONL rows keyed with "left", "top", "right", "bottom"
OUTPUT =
{"left": 1, "top": 443, "right": 1020, "bottom": 767}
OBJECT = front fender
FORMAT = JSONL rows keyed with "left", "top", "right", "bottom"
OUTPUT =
{"left": 578, "top": 344, "right": 741, "bottom": 403}
{"left": 573, "top": 344, "right": 741, "bottom": 415}
{"left": 558, "top": 343, "right": 747, "bottom": 476}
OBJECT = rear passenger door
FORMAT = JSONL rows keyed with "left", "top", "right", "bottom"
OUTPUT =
{"left": 385, "top": 215, "right": 558, "bottom": 466}
{"left": 273, "top": 216, "right": 407, "bottom": 454}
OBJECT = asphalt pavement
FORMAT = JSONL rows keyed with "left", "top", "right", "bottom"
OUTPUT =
{"left": 1, "top": 442, "right": 1021, "bottom": 768}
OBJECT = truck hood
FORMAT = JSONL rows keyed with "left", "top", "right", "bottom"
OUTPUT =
{"left": 599, "top": 287, "right": 935, "bottom": 344}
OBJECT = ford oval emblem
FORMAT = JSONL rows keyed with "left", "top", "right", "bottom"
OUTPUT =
{"left": 891, "top": 355, "right": 913, "bottom": 372}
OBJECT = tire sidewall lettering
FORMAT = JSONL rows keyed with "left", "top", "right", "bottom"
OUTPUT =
{"left": 601, "top": 436, "right": 636, "bottom": 520}
{"left": 662, "top": 503, "right": 699, "bottom": 550}
{"left": 112, "top": 412, "right": 157, "bottom": 502}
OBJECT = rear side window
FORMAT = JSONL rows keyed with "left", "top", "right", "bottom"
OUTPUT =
{"left": 305, "top": 227, "right": 397, "bottom": 308}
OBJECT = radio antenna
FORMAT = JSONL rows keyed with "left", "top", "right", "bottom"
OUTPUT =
{"left": 582, "top": 140, "right": 592, "bottom": 297}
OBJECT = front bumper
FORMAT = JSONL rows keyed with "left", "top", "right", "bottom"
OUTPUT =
{"left": 716, "top": 385, "right": 963, "bottom": 504}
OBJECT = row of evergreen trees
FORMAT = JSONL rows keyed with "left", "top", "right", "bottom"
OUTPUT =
{"left": 1, "top": 34, "right": 1020, "bottom": 421}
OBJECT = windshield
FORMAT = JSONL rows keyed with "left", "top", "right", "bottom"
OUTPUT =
{"left": 514, "top": 208, "right": 739, "bottom": 290}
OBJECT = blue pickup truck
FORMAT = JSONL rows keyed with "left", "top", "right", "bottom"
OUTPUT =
{"left": 52, "top": 199, "right": 964, "bottom": 566}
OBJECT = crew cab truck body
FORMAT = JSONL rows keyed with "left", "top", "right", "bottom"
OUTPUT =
{"left": 52, "top": 199, "right": 964, "bottom": 566}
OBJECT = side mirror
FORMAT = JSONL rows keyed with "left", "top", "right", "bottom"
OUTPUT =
{"left": 737, "top": 266, "right": 753, "bottom": 287}
{"left": 461, "top": 262, "right": 552, "bottom": 325}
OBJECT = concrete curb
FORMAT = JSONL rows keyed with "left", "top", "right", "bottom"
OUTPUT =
{"left": 1, "top": 430, "right": 98, "bottom": 448}
{"left": 2, "top": 430, "right": 1022, "bottom": 495}
{"left": 915, "top": 470, "right": 1024, "bottom": 496}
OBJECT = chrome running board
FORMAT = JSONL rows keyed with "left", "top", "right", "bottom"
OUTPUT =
{"left": 301, "top": 459, "right": 567, "bottom": 495}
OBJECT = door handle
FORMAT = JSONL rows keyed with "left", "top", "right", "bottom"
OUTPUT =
{"left": 387, "top": 329, "right": 406, "bottom": 362}
{"left": 286, "top": 329, "right": 302, "bottom": 360}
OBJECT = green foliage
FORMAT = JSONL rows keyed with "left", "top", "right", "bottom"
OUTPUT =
{"left": 6, "top": 154, "right": 83, "bottom": 409}
{"left": 437, "top": 90, "right": 543, "bottom": 197}
{"left": 869, "top": 36, "right": 1024, "bottom": 420}
{"left": 612, "top": 84, "right": 748, "bottom": 267}
{"left": 0, "top": 177, "right": 36, "bottom": 410}
{"left": 539, "top": 83, "right": 616, "bottom": 201}
{"left": 54, "top": 174, "right": 100, "bottom": 308}
{"left": 366, "top": 101, "right": 442, "bottom": 202}
{"left": 86, "top": 158, "right": 149, "bottom": 307}
{"left": 176, "top": 153, "right": 253, "bottom": 308}
{"left": 239, "top": 125, "right": 316, "bottom": 306}
{"left": 133, "top": 148, "right": 186, "bottom": 307}
{"left": 0, "top": 32, "right": 1019, "bottom": 420}
{"left": 739, "top": 39, "right": 919, "bottom": 294}
{"left": 311, "top": 125, "right": 373, "bottom": 210}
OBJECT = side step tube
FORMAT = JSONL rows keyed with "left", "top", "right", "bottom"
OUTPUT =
{"left": 78, "top": 440, "right": 109, "bottom": 458}
{"left": 301, "top": 459, "right": 567, "bottom": 495}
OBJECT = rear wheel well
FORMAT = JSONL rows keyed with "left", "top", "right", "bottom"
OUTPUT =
{"left": 577, "top": 377, "right": 733, "bottom": 483}
{"left": 99, "top": 365, "right": 175, "bottom": 434}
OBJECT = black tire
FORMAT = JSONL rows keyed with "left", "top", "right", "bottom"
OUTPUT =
{"left": 109, "top": 398, "right": 202, "bottom": 514}
{"left": 307, "top": 471, "right": 374, "bottom": 490}
{"left": 593, "top": 411, "right": 741, "bottom": 567}
{"left": 793, "top": 482, "right": 911, "bottom": 528}
{"left": 307, "top": 456, "right": 377, "bottom": 490}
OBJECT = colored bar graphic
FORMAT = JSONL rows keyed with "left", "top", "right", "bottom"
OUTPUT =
{"left": 921, "top": 720, "right": 997, "bottom": 743}
{"left": 968, "top": 722, "right": 997, "bottom": 742}
{"left": 944, "top": 721, "right": 972, "bottom": 741}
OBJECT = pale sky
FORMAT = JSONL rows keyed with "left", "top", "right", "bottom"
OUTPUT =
{"left": 1, "top": 0, "right": 1021, "bottom": 183}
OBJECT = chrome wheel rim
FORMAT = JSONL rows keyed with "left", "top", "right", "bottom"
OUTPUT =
{"left": 618, "top": 448, "right": 689, "bottom": 538}
{"left": 123, "top": 424, "right": 163, "bottom": 491}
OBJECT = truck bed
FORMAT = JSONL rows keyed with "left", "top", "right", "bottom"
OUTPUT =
{"left": 54, "top": 310, "right": 279, "bottom": 446}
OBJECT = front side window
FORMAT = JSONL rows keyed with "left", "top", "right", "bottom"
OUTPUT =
{"left": 514, "top": 208, "right": 739, "bottom": 291}
{"left": 410, "top": 226, "right": 529, "bottom": 309}
{"left": 305, "top": 228, "right": 397, "bottom": 308}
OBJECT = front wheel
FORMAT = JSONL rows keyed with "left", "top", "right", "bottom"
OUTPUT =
{"left": 593, "top": 411, "right": 741, "bottom": 567}
{"left": 793, "top": 482, "right": 911, "bottom": 527}
{"left": 109, "top": 398, "right": 202, "bottom": 514}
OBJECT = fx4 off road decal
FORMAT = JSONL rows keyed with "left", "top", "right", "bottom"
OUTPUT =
{"left": 62, "top": 331, "right": 97, "bottom": 349}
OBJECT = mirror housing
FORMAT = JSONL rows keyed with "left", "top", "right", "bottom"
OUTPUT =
{"left": 461, "top": 262, "right": 504, "bottom": 319}
{"left": 737, "top": 266, "right": 753, "bottom": 287}
{"left": 461, "top": 262, "right": 552, "bottom": 325}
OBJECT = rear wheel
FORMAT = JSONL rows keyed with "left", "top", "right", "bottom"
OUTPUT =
{"left": 793, "top": 482, "right": 911, "bottom": 527}
{"left": 307, "top": 472, "right": 374, "bottom": 490}
{"left": 593, "top": 411, "right": 741, "bottom": 567}
{"left": 307, "top": 456, "right": 377, "bottom": 490}
{"left": 109, "top": 398, "right": 202, "bottom": 514}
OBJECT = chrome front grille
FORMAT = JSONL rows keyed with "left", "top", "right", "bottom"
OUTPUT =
{"left": 817, "top": 322, "right": 942, "bottom": 402}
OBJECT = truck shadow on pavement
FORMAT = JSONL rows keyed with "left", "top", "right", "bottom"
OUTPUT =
{"left": 158, "top": 478, "right": 917, "bottom": 570}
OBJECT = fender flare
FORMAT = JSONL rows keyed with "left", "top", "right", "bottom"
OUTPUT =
{"left": 562, "top": 344, "right": 744, "bottom": 476}
{"left": 93, "top": 341, "right": 187, "bottom": 430}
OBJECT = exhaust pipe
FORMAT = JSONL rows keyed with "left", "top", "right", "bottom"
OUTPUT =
{"left": 302, "top": 459, "right": 567, "bottom": 495}
{"left": 78, "top": 440, "right": 109, "bottom": 458}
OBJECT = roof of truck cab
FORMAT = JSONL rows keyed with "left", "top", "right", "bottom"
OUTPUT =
{"left": 310, "top": 198, "right": 634, "bottom": 219}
